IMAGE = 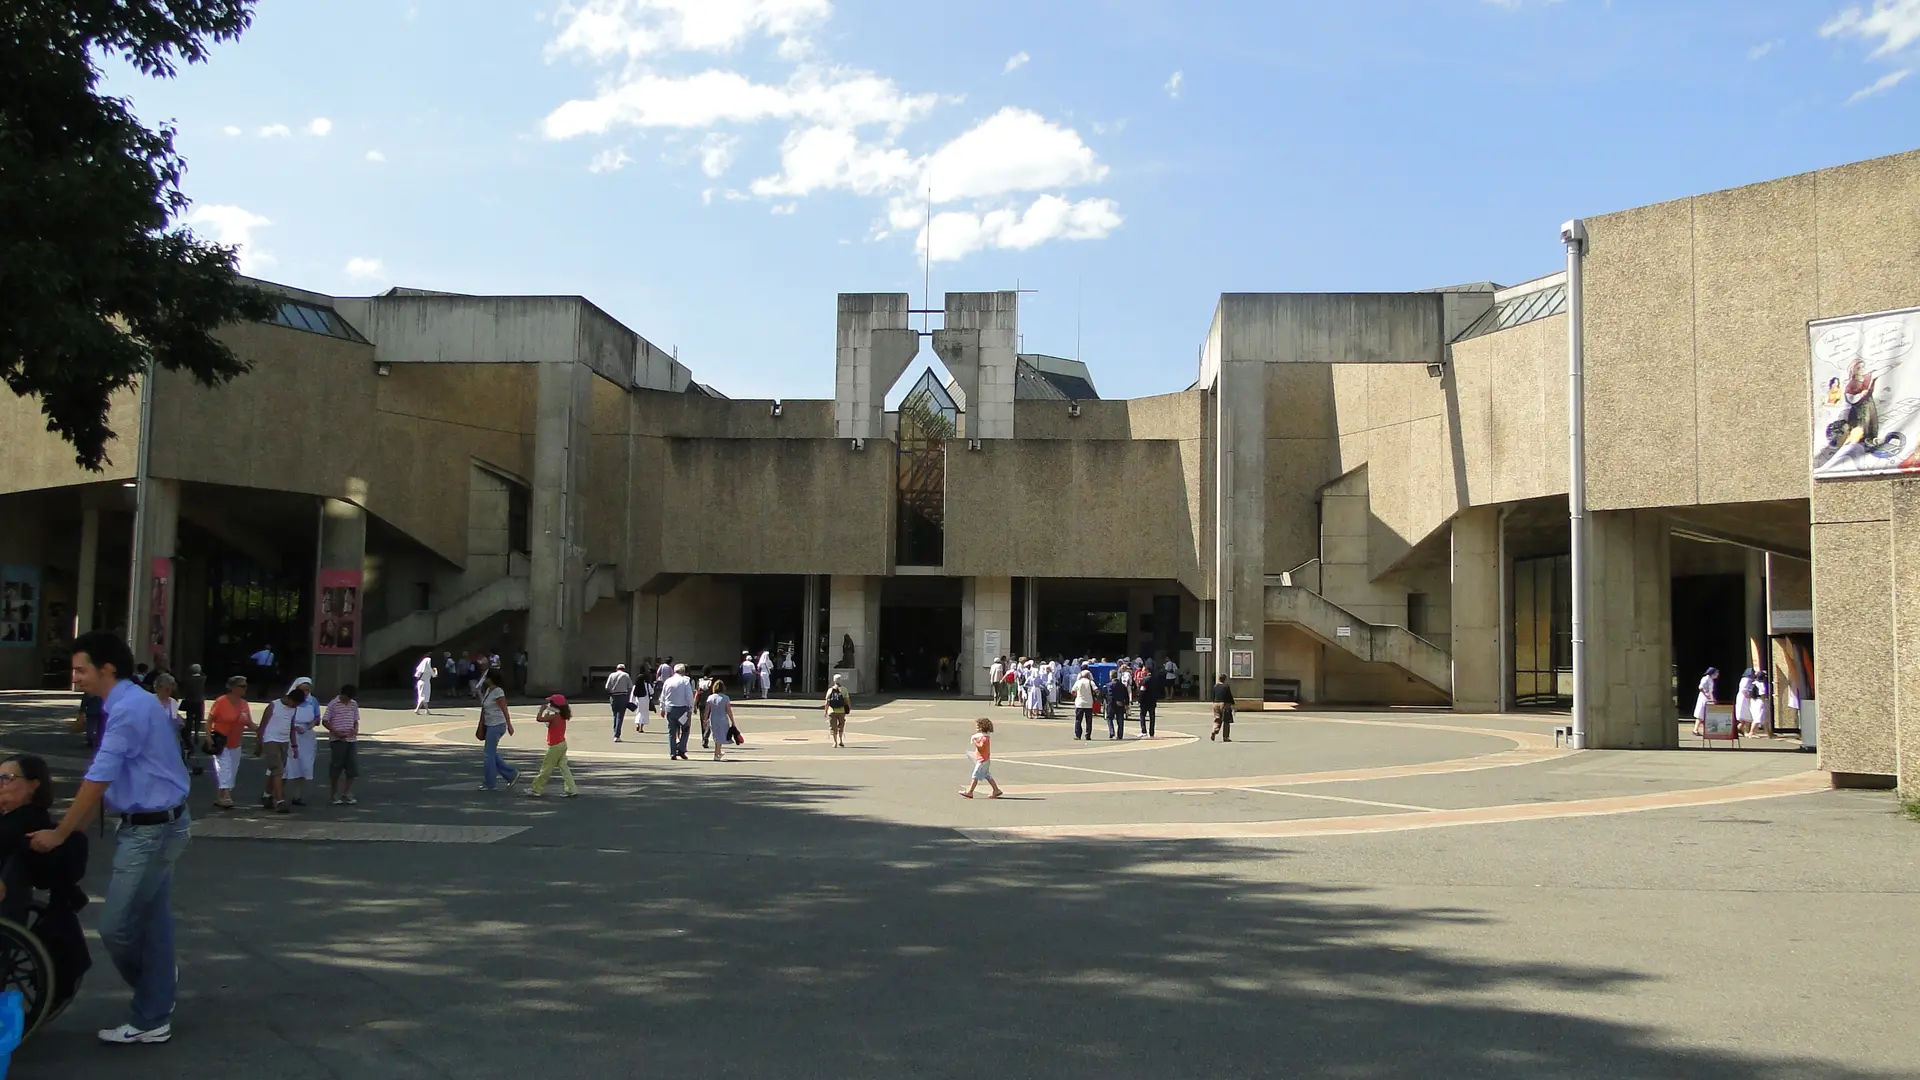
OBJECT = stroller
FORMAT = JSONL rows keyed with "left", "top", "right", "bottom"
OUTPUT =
{"left": 0, "top": 830, "right": 92, "bottom": 1039}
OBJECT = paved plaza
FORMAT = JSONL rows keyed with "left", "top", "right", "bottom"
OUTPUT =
{"left": 3, "top": 691, "right": 1916, "bottom": 1079}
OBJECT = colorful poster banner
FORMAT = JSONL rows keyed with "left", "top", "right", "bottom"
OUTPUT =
{"left": 0, "top": 566, "right": 40, "bottom": 648}
{"left": 1810, "top": 306, "right": 1920, "bottom": 480}
{"left": 147, "top": 557, "right": 171, "bottom": 661}
{"left": 315, "top": 569, "right": 363, "bottom": 655}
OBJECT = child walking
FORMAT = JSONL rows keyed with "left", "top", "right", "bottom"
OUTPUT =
{"left": 958, "top": 717, "right": 1004, "bottom": 799}
{"left": 527, "top": 695, "right": 578, "bottom": 798}
{"left": 323, "top": 684, "right": 361, "bottom": 805}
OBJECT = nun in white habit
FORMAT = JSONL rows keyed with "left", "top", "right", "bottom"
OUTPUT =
{"left": 1692, "top": 667, "right": 1719, "bottom": 737}
{"left": 1733, "top": 668, "right": 1757, "bottom": 733}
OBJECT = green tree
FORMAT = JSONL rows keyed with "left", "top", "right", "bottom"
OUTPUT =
{"left": 1, "top": 0, "right": 275, "bottom": 469}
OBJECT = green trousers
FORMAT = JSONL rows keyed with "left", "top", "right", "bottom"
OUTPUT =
{"left": 533, "top": 741, "right": 576, "bottom": 795}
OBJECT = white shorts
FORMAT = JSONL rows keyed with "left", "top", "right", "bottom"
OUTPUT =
{"left": 970, "top": 761, "right": 993, "bottom": 782}
{"left": 214, "top": 747, "right": 242, "bottom": 790}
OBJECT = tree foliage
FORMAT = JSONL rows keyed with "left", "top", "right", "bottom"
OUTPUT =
{"left": 1, "top": 1, "right": 275, "bottom": 469}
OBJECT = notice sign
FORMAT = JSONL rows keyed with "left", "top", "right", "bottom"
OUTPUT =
{"left": 1810, "top": 306, "right": 1920, "bottom": 480}
{"left": 1700, "top": 704, "right": 1738, "bottom": 741}
{"left": 982, "top": 628, "right": 1002, "bottom": 660}
{"left": 1228, "top": 649, "right": 1254, "bottom": 680}
{"left": 1195, "top": 636, "right": 1213, "bottom": 653}
{"left": 0, "top": 566, "right": 39, "bottom": 648}
{"left": 315, "top": 569, "right": 363, "bottom": 656}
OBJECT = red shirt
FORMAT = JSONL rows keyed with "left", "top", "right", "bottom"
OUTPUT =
{"left": 541, "top": 709, "right": 568, "bottom": 746}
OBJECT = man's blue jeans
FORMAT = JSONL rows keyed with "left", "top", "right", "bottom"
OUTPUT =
{"left": 666, "top": 706, "right": 691, "bottom": 757}
{"left": 100, "top": 811, "right": 191, "bottom": 1031}
{"left": 610, "top": 692, "right": 631, "bottom": 738}
{"left": 482, "top": 723, "right": 517, "bottom": 788}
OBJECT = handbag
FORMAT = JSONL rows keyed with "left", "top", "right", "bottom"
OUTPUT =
{"left": 475, "top": 718, "right": 487, "bottom": 741}
{"left": 730, "top": 725, "right": 745, "bottom": 746}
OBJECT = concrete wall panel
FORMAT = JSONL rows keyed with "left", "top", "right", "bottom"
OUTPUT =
{"left": 1811, "top": 517, "right": 1897, "bottom": 775}
{"left": 659, "top": 439, "right": 893, "bottom": 575}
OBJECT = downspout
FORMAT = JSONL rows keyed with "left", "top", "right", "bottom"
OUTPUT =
{"left": 1562, "top": 218, "right": 1589, "bottom": 749}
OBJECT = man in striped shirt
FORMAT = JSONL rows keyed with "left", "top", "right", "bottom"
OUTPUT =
{"left": 322, "top": 685, "right": 361, "bottom": 805}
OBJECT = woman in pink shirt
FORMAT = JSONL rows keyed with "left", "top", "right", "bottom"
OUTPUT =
{"left": 322, "top": 684, "right": 361, "bottom": 806}
{"left": 958, "top": 717, "right": 1003, "bottom": 799}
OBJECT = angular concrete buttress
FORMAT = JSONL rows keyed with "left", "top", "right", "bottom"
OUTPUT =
{"left": 835, "top": 294, "right": 918, "bottom": 441}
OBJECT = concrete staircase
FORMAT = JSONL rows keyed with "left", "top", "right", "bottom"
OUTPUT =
{"left": 363, "top": 574, "right": 531, "bottom": 669}
{"left": 1263, "top": 584, "right": 1452, "bottom": 695}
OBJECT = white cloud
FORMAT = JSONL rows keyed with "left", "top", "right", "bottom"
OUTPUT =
{"left": 345, "top": 257, "right": 385, "bottom": 280}
{"left": 258, "top": 123, "right": 291, "bottom": 138}
{"left": 1847, "top": 66, "right": 1912, "bottom": 101}
{"left": 771, "top": 201, "right": 798, "bottom": 215}
{"left": 921, "top": 107, "right": 1106, "bottom": 203}
{"left": 307, "top": 117, "right": 333, "bottom": 136}
{"left": 547, "top": 0, "right": 832, "bottom": 62}
{"left": 222, "top": 125, "right": 242, "bottom": 136}
{"left": 918, "top": 194, "right": 1122, "bottom": 263}
{"left": 184, "top": 205, "right": 274, "bottom": 274}
{"left": 702, "top": 187, "right": 715, "bottom": 204}
{"left": 1747, "top": 39, "right": 1782, "bottom": 60}
{"left": 543, "top": 67, "right": 937, "bottom": 137}
{"left": 365, "top": 149, "right": 386, "bottom": 162}
{"left": 698, "top": 132, "right": 741, "bottom": 177}
{"left": 1163, "top": 71, "right": 1183, "bottom": 98}
{"left": 589, "top": 146, "right": 634, "bottom": 172}
{"left": 750, "top": 126, "right": 916, "bottom": 196}
{"left": 1823, "top": 1, "right": 1920, "bottom": 58}
{"left": 1004, "top": 51, "right": 1029, "bottom": 73}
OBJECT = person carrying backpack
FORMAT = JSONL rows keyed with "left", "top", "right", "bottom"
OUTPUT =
{"left": 823, "top": 675, "right": 852, "bottom": 748}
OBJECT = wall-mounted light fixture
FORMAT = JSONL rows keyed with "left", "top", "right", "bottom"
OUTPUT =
{"left": 375, "top": 362, "right": 393, "bottom": 377}
{"left": 1067, "top": 400, "right": 1081, "bottom": 418}
{"left": 850, "top": 438, "right": 865, "bottom": 451}
{"left": 967, "top": 439, "right": 983, "bottom": 451}
{"left": 1424, "top": 362, "right": 1445, "bottom": 379}
{"left": 770, "top": 400, "right": 783, "bottom": 418}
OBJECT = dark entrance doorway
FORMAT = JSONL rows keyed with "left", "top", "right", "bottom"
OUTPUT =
{"left": 739, "top": 575, "right": 805, "bottom": 666}
{"left": 1672, "top": 574, "right": 1747, "bottom": 715}
{"left": 878, "top": 576, "right": 961, "bottom": 692}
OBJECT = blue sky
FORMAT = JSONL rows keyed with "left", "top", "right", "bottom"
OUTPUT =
{"left": 106, "top": 0, "right": 1920, "bottom": 402}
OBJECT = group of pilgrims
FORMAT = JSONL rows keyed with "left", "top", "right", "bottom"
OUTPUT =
{"left": 1691, "top": 664, "right": 1774, "bottom": 738}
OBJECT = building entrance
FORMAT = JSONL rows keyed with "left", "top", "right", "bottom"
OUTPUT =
{"left": 878, "top": 576, "right": 961, "bottom": 692}
{"left": 1672, "top": 573, "right": 1747, "bottom": 717}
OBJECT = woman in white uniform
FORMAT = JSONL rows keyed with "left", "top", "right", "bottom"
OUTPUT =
{"left": 284, "top": 676, "right": 323, "bottom": 806}
{"left": 1733, "top": 668, "right": 1756, "bottom": 735}
{"left": 757, "top": 651, "right": 773, "bottom": 698}
{"left": 1746, "top": 670, "right": 1771, "bottom": 737}
{"left": 1691, "top": 667, "right": 1718, "bottom": 737}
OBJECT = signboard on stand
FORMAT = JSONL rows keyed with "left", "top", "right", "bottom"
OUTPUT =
{"left": 315, "top": 569, "right": 363, "bottom": 656}
{"left": 1700, "top": 704, "right": 1739, "bottom": 744}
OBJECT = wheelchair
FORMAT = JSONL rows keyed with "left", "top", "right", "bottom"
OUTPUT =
{"left": 0, "top": 831, "right": 92, "bottom": 1039}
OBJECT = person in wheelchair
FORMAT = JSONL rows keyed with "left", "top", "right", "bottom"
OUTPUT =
{"left": 0, "top": 754, "right": 92, "bottom": 1038}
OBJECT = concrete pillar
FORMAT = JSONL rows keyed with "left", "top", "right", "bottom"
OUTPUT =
{"left": 527, "top": 361, "right": 592, "bottom": 695}
{"left": 1885, "top": 486, "right": 1920, "bottom": 796}
{"left": 834, "top": 294, "right": 918, "bottom": 441}
{"left": 1021, "top": 577, "right": 1040, "bottom": 659}
{"left": 75, "top": 507, "right": 100, "bottom": 636}
{"left": 313, "top": 498, "right": 367, "bottom": 692}
{"left": 828, "top": 574, "right": 878, "bottom": 695}
{"left": 127, "top": 478, "right": 179, "bottom": 667}
{"left": 945, "top": 293, "right": 1017, "bottom": 439}
{"left": 1583, "top": 509, "right": 1675, "bottom": 749}
{"left": 1744, "top": 547, "right": 1767, "bottom": 674}
{"left": 1126, "top": 586, "right": 1153, "bottom": 658}
{"left": 1214, "top": 359, "right": 1267, "bottom": 706}
{"left": 800, "top": 574, "right": 821, "bottom": 694}
{"left": 1450, "top": 505, "right": 1502, "bottom": 713}
{"left": 961, "top": 575, "right": 1013, "bottom": 696}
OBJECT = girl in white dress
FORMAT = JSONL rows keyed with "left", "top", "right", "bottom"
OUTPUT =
{"left": 1691, "top": 667, "right": 1718, "bottom": 737}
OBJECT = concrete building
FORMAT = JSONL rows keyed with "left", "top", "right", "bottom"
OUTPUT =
{"left": 8, "top": 148, "right": 1920, "bottom": 795}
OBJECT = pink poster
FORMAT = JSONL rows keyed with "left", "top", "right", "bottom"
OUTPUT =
{"left": 315, "top": 569, "right": 363, "bottom": 656}
{"left": 147, "top": 557, "right": 171, "bottom": 662}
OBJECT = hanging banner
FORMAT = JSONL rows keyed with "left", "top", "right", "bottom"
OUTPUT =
{"left": 1809, "top": 306, "right": 1920, "bottom": 480}
{"left": 0, "top": 566, "right": 40, "bottom": 648}
{"left": 315, "top": 569, "right": 363, "bottom": 656}
{"left": 147, "top": 557, "right": 171, "bottom": 661}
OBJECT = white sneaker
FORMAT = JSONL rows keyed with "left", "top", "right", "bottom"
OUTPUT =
{"left": 99, "top": 1022, "right": 172, "bottom": 1044}
{"left": 331, "top": 795, "right": 345, "bottom": 805}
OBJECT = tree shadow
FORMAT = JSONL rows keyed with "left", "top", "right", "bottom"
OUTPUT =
{"left": 0, "top": 693, "right": 1900, "bottom": 1079}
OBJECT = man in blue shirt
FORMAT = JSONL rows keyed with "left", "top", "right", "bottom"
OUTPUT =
{"left": 32, "top": 630, "right": 191, "bottom": 1046}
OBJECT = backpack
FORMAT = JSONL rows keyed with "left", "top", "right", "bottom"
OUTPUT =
{"left": 826, "top": 687, "right": 848, "bottom": 712}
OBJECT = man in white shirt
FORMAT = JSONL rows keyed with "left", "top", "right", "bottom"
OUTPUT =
{"left": 605, "top": 664, "right": 635, "bottom": 742}
{"left": 412, "top": 654, "right": 435, "bottom": 714}
{"left": 988, "top": 658, "right": 1006, "bottom": 706}
{"left": 660, "top": 664, "right": 695, "bottom": 760}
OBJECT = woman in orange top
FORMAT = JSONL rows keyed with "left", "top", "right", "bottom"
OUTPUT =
{"left": 958, "top": 717, "right": 1003, "bottom": 799}
{"left": 205, "top": 676, "right": 256, "bottom": 810}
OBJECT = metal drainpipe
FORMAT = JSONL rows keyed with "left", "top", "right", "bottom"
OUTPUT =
{"left": 1562, "top": 218, "right": 1589, "bottom": 749}
{"left": 127, "top": 357, "right": 157, "bottom": 660}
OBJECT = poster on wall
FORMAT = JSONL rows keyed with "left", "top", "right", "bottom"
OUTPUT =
{"left": 147, "top": 557, "right": 170, "bottom": 661}
{"left": 315, "top": 570, "right": 363, "bottom": 656}
{"left": 1809, "top": 306, "right": 1920, "bottom": 480}
{"left": 0, "top": 566, "right": 40, "bottom": 648}
{"left": 1228, "top": 649, "right": 1254, "bottom": 681}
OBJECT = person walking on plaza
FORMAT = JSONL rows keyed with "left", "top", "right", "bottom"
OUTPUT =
{"left": 205, "top": 676, "right": 253, "bottom": 810}
{"left": 257, "top": 682, "right": 303, "bottom": 812}
{"left": 780, "top": 650, "right": 796, "bottom": 695}
{"left": 606, "top": 663, "right": 635, "bottom": 742}
{"left": 1137, "top": 666, "right": 1161, "bottom": 738}
{"left": 706, "top": 679, "right": 736, "bottom": 761}
{"left": 1691, "top": 667, "right": 1719, "bottom": 738}
{"left": 479, "top": 668, "right": 518, "bottom": 789}
{"left": 413, "top": 653, "right": 435, "bottom": 714}
{"left": 632, "top": 663, "right": 652, "bottom": 736}
{"left": 1746, "top": 669, "right": 1772, "bottom": 737}
{"left": 31, "top": 630, "right": 191, "bottom": 1045}
{"left": 323, "top": 684, "right": 361, "bottom": 805}
{"left": 1211, "top": 673, "right": 1235, "bottom": 742}
{"left": 661, "top": 663, "right": 695, "bottom": 760}
{"left": 1105, "top": 670, "right": 1131, "bottom": 740}
{"left": 824, "top": 674, "right": 851, "bottom": 748}
{"left": 757, "top": 651, "right": 773, "bottom": 699}
{"left": 1072, "top": 667, "right": 1098, "bottom": 741}
{"left": 988, "top": 656, "right": 1006, "bottom": 706}
{"left": 957, "top": 717, "right": 1003, "bottom": 799}
{"left": 283, "top": 677, "right": 323, "bottom": 807}
{"left": 527, "top": 695, "right": 578, "bottom": 798}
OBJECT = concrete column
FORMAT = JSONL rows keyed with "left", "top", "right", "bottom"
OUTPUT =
{"left": 1744, "top": 547, "right": 1767, "bottom": 674}
{"left": 313, "top": 498, "right": 367, "bottom": 692}
{"left": 834, "top": 294, "right": 918, "bottom": 441}
{"left": 1885, "top": 486, "right": 1920, "bottom": 796}
{"left": 800, "top": 574, "right": 821, "bottom": 694}
{"left": 1021, "top": 577, "right": 1040, "bottom": 659}
{"left": 961, "top": 575, "right": 1013, "bottom": 696}
{"left": 127, "top": 478, "right": 179, "bottom": 667}
{"left": 1583, "top": 509, "right": 1675, "bottom": 749}
{"left": 827, "top": 574, "right": 878, "bottom": 695}
{"left": 945, "top": 293, "right": 1018, "bottom": 439}
{"left": 1450, "top": 505, "right": 1502, "bottom": 712}
{"left": 1214, "top": 358, "right": 1267, "bottom": 706}
{"left": 1127, "top": 586, "right": 1154, "bottom": 658}
{"left": 75, "top": 507, "right": 100, "bottom": 636}
{"left": 527, "top": 361, "right": 592, "bottom": 695}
